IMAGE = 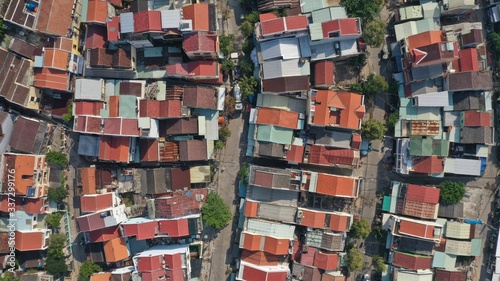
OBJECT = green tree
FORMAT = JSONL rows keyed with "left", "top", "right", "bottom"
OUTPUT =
{"left": 341, "top": 0, "right": 384, "bottom": 24}
{"left": 489, "top": 33, "right": 500, "bottom": 55}
{"left": 201, "top": 192, "right": 232, "bottom": 229}
{"left": 345, "top": 248, "right": 364, "bottom": 271}
{"left": 239, "top": 59, "right": 254, "bottom": 77}
{"left": 372, "top": 255, "right": 387, "bottom": 273}
{"left": 360, "top": 119, "right": 387, "bottom": 140}
{"left": 386, "top": 112, "right": 400, "bottom": 128}
{"left": 242, "top": 39, "right": 255, "bottom": 56}
{"left": 79, "top": 261, "right": 102, "bottom": 281}
{"left": 350, "top": 218, "right": 371, "bottom": 239}
{"left": 438, "top": 181, "right": 466, "bottom": 205}
{"left": 350, "top": 83, "right": 363, "bottom": 93}
{"left": 219, "top": 34, "right": 235, "bottom": 56}
{"left": 215, "top": 140, "right": 225, "bottom": 150}
{"left": 347, "top": 54, "right": 367, "bottom": 69}
{"left": 45, "top": 212, "right": 63, "bottom": 229}
{"left": 47, "top": 186, "right": 69, "bottom": 204}
{"left": 362, "top": 73, "right": 388, "bottom": 97}
{"left": 362, "top": 20, "right": 386, "bottom": 47}
{"left": 245, "top": 11, "right": 260, "bottom": 25}
{"left": 46, "top": 233, "right": 68, "bottom": 276}
{"left": 219, "top": 125, "right": 231, "bottom": 142}
{"left": 46, "top": 151, "right": 68, "bottom": 168}
{"left": 223, "top": 95, "right": 236, "bottom": 117}
{"left": 0, "top": 272, "right": 20, "bottom": 281}
{"left": 222, "top": 60, "right": 235, "bottom": 72}
{"left": 239, "top": 163, "right": 248, "bottom": 184}
{"left": 62, "top": 101, "right": 73, "bottom": 123}
{"left": 240, "top": 21, "right": 254, "bottom": 38}
{"left": 239, "top": 75, "right": 258, "bottom": 101}
{"left": 45, "top": 255, "right": 67, "bottom": 277}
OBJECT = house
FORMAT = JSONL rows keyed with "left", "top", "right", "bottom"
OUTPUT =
{"left": 391, "top": 251, "right": 433, "bottom": 270}
{"left": 90, "top": 273, "right": 112, "bottom": 281}
{"left": 382, "top": 182, "right": 440, "bottom": 219}
{"left": 183, "top": 32, "right": 219, "bottom": 60}
{"left": 305, "top": 229, "right": 346, "bottom": 251}
{"left": 74, "top": 78, "right": 104, "bottom": 101}
{"left": 396, "top": 5, "right": 424, "bottom": 22}
{"left": 182, "top": 3, "right": 216, "bottom": 32}
{"left": 238, "top": 260, "right": 290, "bottom": 281}
{"left": 15, "top": 230, "right": 51, "bottom": 251}
{"left": 78, "top": 166, "right": 116, "bottom": 195}
{"left": 1, "top": 153, "right": 50, "bottom": 198}
{"left": 297, "top": 208, "right": 353, "bottom": 232}
{"left": 80, "top": 193, "right": 117, "bottom": 213}
{"left": 244, "top": 199, "right": 297, "bottom": 223}
{"left": 262, "top": 76, "right": 310, "bottom": 93}
{"left": 121, "top": 218, "right": 159, "bottom": 240}
{"left": 446, "top": 71, "right": 492, "bottom": 92}
{"left": 248, "top": 165, "right": 304, "bottom": 191}
{"left": 304, "top": 171, "right": 361, "bottom": 198}
{"left": 262, "top": 59, "right": 310, "bottom": 81}
{"left": 84, "top": 0, "right": 115, "bottom": 25}
{"left": 85, "top": 48, "right": 136, "bottom": 80}
{"left": 239, "top": 232, "right": 291, "bottom": 255}
{"left": 8, "top": 38, "right": 42, "bottom": 60}
{"left": 435, "top": 269, "right": 467, "bottom": 281}
{"left": 260, "top": 37, "right": 311, "bottom": 62}
{"left": 313, "top": 61, "right": 335, "bottom": 88}
{"left": 440, "top": 0, "right": 477, "bottom": 16}
{"left": 256, "top": 15, "right": 308, "bottom": 41}
{"left": 166, "top": 61, "right": 220, "bottom": 80}
{"left": 150, "top": 188, "right": 208, "bottom": 219}
{"left": 133, "top": 244, "right": 191, "bottom": 281}
{"left": 183, "top": 85, "right": 219, "bottom": 110}
{"left": 87, "top": 243, "right": 106, "bottom": 263}
{"left": 9, "top": 116, "right": 53, "bottom": 154}
{"left": 309, "top": 90, "right": 365, "bottom": 130}
{"left": 87, "top": 225, "right": 121, "bottom": 243}
{"left": 98, "top": 136, "right": 131, "bottom": 163}
{"left": 138, "top": 100, "right": 183, "bottom": 119}
{"left": 305, "top": 145, "right": 360, "bottom": 167}
{"left": 0, "top": 112, "right": 14, "bottom": 154}
{"left": 103, "top": 237, "right": 129, "bottom": 263}
{"left": 77, "top": 205, "right": 127, "bottom": 232}
{"left": 138, "top": 167, "right": 191, "bottom": 195}
{"left": 444, "top": 238, "right": 482, "bottom": 256}
{"left": 0, "top": 49, "right": 40, "bottom": 109}
{"left": 382, "top": 214, "right": 444, "bottom": 243}
{"left": 33, "top": 41, "right": 78, "bottom": 92}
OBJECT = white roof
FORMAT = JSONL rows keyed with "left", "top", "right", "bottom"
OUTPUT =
{"left": 261, "top": 38, "right": 300, "bottom": 61}
{"left": 135, "top": 244, "right": 189, "bottom": 257}
{"left": 413, "top": 91, "right": 450, "bottom": 107}
{"left": 161, "top": 10, "right": 181, "bottom": 29}
{"left": 444, "top": 158, "right": 482, "bottom": 176}
{"left": 394, "top": 18, "right": 439, "bottom": 41}
{"left": 74, "top": 78, "right": 103, "bottom": 100}
{"left": 262, "top": 59, "right": 310, "bottom": 79}
{"left": 120, "top": 13, "right": 134, "bottom": 33}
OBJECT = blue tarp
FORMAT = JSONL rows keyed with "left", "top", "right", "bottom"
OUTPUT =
{"left": 480, "top": 157, "right": 487, "bottom": 175}
{"left": 395, "top": 55, "right": 403, "bottom": 72}
{"left": 464, "top": 219, "right": 483, "bottom": 225}
{"left": 239, "top": 183, "right": 247, "bottom": 198}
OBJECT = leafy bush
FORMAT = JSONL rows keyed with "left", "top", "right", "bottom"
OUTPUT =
{"left": 362, "top": 20, "right": 386, "bottom": 47}
{"left": 79, "top": 261, "right": 102, "bottom": 281}
{"left": 220, "top": 34, "right": 235, "bottom": 56}
{"left": 215, "top": 140, "right": 225, "bottom": 150}
{"left": 240, "top": 21, "right": 254, "bottom": 37}
{"left": 345, "top": 248, "right": 364, "bottom": 271}
{"left": 222, "top": 60, "right": 236, "bottom": 72}
{"left": 239, "top": 163, "right": 248, "bottom": 184}
{"left": 350, "top": 218, "right": 371, "bottom": 239}
{"left": 219, "top": 125, "right": 231, "bottom": 142}
{"left": 363, "top": 73, "right": 388, "bottom": 98}
{"left": 372, "top": 255, "right": 387, "bottom": 273}
{"left": 239, "top": 75, "right": 258, "bottom": 101}
{"left": 47, "top": 186, "right": 69, "bottom": 204}
{"left": 45, "top": 212, "right": 62, "bottom": 229}
{"left": 46, "top": 233, "right": 68, "bottom": 276}
{"left": 242, "top": 39, "right": 255, "bottom": 57}
{"left": 341, "top": 0, "right": 384, "bottom": 24}
{"left": 239, "top": 59, "right": 254, "bottom": 77}
{"left": 201, "top": 193, "right": 232, "bottom": 229}
{"left": 361, "top": 119, "right": 387, "bottom": 140}
{"left": 386, "top": 112, "right": 400, "bottom": 128}
{"left": 438, "top": 181, "right": 466, "bottom": 205}
{"left": 46, "top": 151, "right": 68, "bottom": 168}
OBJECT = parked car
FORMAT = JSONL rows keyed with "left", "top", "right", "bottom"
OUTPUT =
{"left": 233, "top": 84, "right": 243, "bottom": 111}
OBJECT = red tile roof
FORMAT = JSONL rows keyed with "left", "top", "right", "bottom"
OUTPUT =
{"left": 154, "top": 188, "right": 208, "bottom": 218}
{"left": 15, "top": 231, "right": 45, "bottom": 251}
{"left": 398, "top": 220, "right": 435, "bottom": 239}
{"left": 312, "top": 90, "right": 364, "bottom": 129}
{"left": 99, "top": 136, "right": 130, "bottom": 163}
{"left": 0, "top": 196, "right": 21, "bottom": 213}
{"left": 75, "top": 101, "right": 104, "bottom": 116}
{"left": 300, "top": 245, "right": 316, "bottom": 266}
{"left": 392, "top": 251, "right": 432, "bottom": 270}
{"left": 88, "top": 225, "right": 121, "bottom": 242}
{"left": 300, "top": 209, "right": 326, "bottom": 228}
{"left": 329, "top": 213, "right": 350, "bottom": 232}
{"left": 81, "top": 193, "right": 113, "bottom": 213}
{"left": 35, "top": 0, "right": 74, "bottom": 37}
{"left": 308, "top": 146, "right": 359, "bottom": 166}
{"left": 256, "top": 107, "right": 299, "bottom": 129}
{"left": 161, "top": 118, "right": 199, "bottom": 136}
{"left": 263, "top": 236, "right": 289, "bottom": 255}
{"left": 183, "top": 86, "right": 217, "bottom": 109}
{"left": 322, "top": 18, "right": 360, "bottom": 38}
{"left": 406, "top": 30, "right": 443, "bottom": 50}
{"left": 80, "top": 167, "right": 97, "bottom": 195}
{"left": 459, "top": 48, "right": 479, "bottom": 72}
{"left": 351, "top": 133, "right": 361, "bottom": 149}
{"left": 286, "top": 145, "right": 304, "bottom": 163}
{"left": 243, "top": 233, "right": 262, "bottom": 251}
{"left": 139, "top": 100, "right": 182, "bottom": 118}
{"left": 435, "top": 269, "right": 467, "bottom": 281}
{"left": 33, "top": 68, "right": 70, "bottom": 92}
{"left": 87, "top": 0, "right": 109, "bottom": 24}
{"left": 141, "top": 271, "right": 167, "bottom": 281}
{"left": 122, "top": 220, "right": 158, "bottom": 240}
{"left": 158, "top": 218, "right": 190, "bottom": 237}
{"left": 134, "top": 11, "right": 162, "bottom": 33}
{"left": 241, "top": 250, "right": 280, "bottom": 266}
{"left": 0, "top": 232, "right": 9, "bottom": 253}
{"left": 183, "top": 32, "right": 218, "bottom": 53}
{"left": 24, "top": 198, "right": 47, "bottom": 215}
{"left": 103, "top": 237, "right": 129, "bottom": 263}
{"left": 260, "top": 15, "right": 308, "bottom": 36}
{"left": 314, "top": 61, "right": 334, "bottom": 86}
{"left": 313, "top": 251, "right": 338, "bottom": 270}
{"left": 140, "top": 139, "right": 159, "bottom": 162}
{"left": 188, "top": 60, "right": 219, "bottom": 77}
{"left": 412, "top": 156, "right": 444, "bottom": 174}
{"left": 182, "top": 4, "right": 210, "bottom": 31}
{"left": 85, "top": 25, "right": 107, "bottom": 50}
{"left": 137, "top": 255, "right": 163, "bottom": 272}
{"left": 107, "top": 16, "right": 120, "bottom": 42}
{"left": 464, "top": 111, "right": 491, "bottom": 127}
{"left": 314, "top": 173, "right": 358, "bottom": 197}
{"left": 171, "top": 167, "right": 191, "bottom": 191}
{"left": 242, "top": 265, "right": 288, "bottom": 281}
{"left": 178, "top": 140, "right": 208, "bottom": 161}
{"left": 259, "top": 13, "right": 278, "bottom": 22}
{"left": 406, "top": 184, "right": 440, "bottom": 204}
{"left": 245, "top": 200, "right": 259, "bottom": 218}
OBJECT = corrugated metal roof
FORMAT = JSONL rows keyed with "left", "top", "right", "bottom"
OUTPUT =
{"left": 445, "top": 221, "right": 471, "bottom": 239}
{"left": 432, "top": 251, "right": 457, "bottom": 269}
{"left": 298, "top": 35, "right": 311, "bottom": 58}
{"left": 393, "top": 269, "right": 434, "bottom": 281}
{"left": 120, "top": 12, "right": 135, "bottom": 33}
{"left": 256, "top": 203, "right": 297, "bottom": 223}
{"left": 161, "top": 10, "right": 181, "bottom": 29}
{"left": 246, "top": 185, "right": 299, "bottom": 206}
{"left": 75, "top": 78, "right": 103, "bottom": 100}
{"left": 256, "top": 94, "right": 307, "bottom": 113}
{"left": 395, "top": 18, "right": 439, "bottom": 41}
{"left": 261, "top": 38, "right": 301, "bottom": 61}
{"left": 245, "top": 218, "right": 295, "bottom": 239}
{"left": 413, "top": 91, "right": 450, "bottom": 107}
{"left": 119, "top": 95, "right": 137, "bottom": 118}
{"left": 312, "top": 7, "right": 347, "bottom": 23}
{"left": 256, "top": 125, "right": 294, "bottom": 144}
{"left": 262, "top": 59, "right": 310, "bottom": 79}
{"left": 309, "top": 23, "right": 324, "bottom": 41}
{"left": 444, "top": 158, "right": 482, "bottom": 176}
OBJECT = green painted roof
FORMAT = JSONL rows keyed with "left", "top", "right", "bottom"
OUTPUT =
{"left": 256, "top": 125, "right": 293, "bottom": 145}
{"left": 311, "top": 7, "right": 347, "bottom": 23}
{"left": 471, "top": 239, "right": 482, "bottom": 256}
{"left": 382, "top": 196, "right": 392, "bottom": 212}
{"left": 119, "top": 95, "right": 137, "bottom": 118}
{"left": 432, "top": 139, "right": 449, "bottom": 157}
{"left": 409, "top": 138, "right": 449, "bottom": 157}
{"left": 300, "top": 0, "right": 326, "bottom": 13}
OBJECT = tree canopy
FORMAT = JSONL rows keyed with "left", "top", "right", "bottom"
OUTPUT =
{"left": 240, "top": 21, "right": 254, "bottom": 37}
{"left": 201, "top": 193, "right": 232, "bottom": 229}
{"left": 239, "top": 75, "right": 258, "bottom": 101}
{"left": 386, "top": 112, "right": 400, "bottom": 128}
{"left": 219, "top": 125, "right": 231, "bottom": 142}
{"left": 0, "top": 272, "right": 20, "bottom": 281}
{"left": 362, "top": 20, "right": 386, "bottom": 47}
{"left": 372, "top": 255, "right": 387, "bottom": 273}
{"left": 345, "top": 248, "right": 364, "bottom": 271}
{"left": 219, "top": 34, "right": 235, "bottom": 56}
{"left": 360, "top": 119, "right": 387, "bottom": 140}
{"left": 79, "top": 261, "right": 102, "bottom": 281}
{"left": 239, "top": 163, "right": 249, "bottom": 184}
{"left": 341, "top": 0, "right": 384, "bottom": 24}
{"left": 46, "top": 233, "right": 68, "bottom": 276}
{"left": 363, "top": 73, "right": 388, "bottom": 97}
{"left": 46, "top": 151, "right": 68, "bottom": 168}
{"left": 350, "top": 218, "right": 371, "bottom": 239}
{"left": 62, "top": 101, "right": 73, "bottom": 123}
{"left": 45, "top": 212, "right": 63, "bottom": 229}
{"left": 438, "top": 181, "right": 466, "bottom": 205}
{"left": 47, "top": 186, "right": 69, "bottom": 204}
{"left": 222, "top": 60, "right": 236, "bottom": 72}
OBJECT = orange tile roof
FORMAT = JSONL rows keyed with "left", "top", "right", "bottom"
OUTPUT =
{"left": 245, "top": 201, "right": 259, "bottom": 218}
{"left": 34, "top": 68, "right": 70, "bottom": 92}
{"left": 80, "top": 167, "right": 97, "bottom": 194}
{"left": 300, "top": 209, "right": 326, "bottom": 228}
{"left": 312, "top": 91, "right": 364, "bottom": 130}
{"left": 243, "top": 233, "right": 262, "bottom": 251}
{"left": 286, "top": 145, "right": 304, "bottom": 163}
{"left": 81, "top": 193, "right": 113, "bottom": 213}
{"left": 3, "top": 154, "right": 37, "bottom": 196}
{"left": 259, "top": 13, "right": 277, "bottom": 22}
{"left": 182, "top": 4, "right": 210, "bottom": 31}
{"left": 87, "top": 0, "right": 109, "bottom": 24}
{"left": 413, "top": 156, "right": 444, "bottom": 174}
{"left": 15, "top": 231, "right": 44, "bottom": 251}
{"left": 315, "top": 174, "right": 357, "bottom": 197}
{"left": 329, "top": 214, "right": 349, "bottom": 232}
{"left": 43, "top": 48, "right": 69, "bottom": 70}
{"left": 313, "top": 251, "right": 338, "bottom": 270}
{"left": 241, "top": 250, "right": 280, "bottom": 266}
{"left": 263, "top": 236, "right": 289, "bottom": 255}
{"left": 35, "top": 0, "right": 74, "bottom": 37}
{"left": 90, "top": 273, "right": 112, "bottom": 281}
{"left": 256, "top": 107, "right": 299, "bottom": 129}
{"left": 399, "top": 220, "right": 435, "bottom": 239}
{"left": 103, "top": 237, "right": 129, "bottom": 262}
{"left": 99, "top": 136, "right": 130, "bottom": 163}
{"left": 406, "top": 30, "right": 443, "bottom": 50}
